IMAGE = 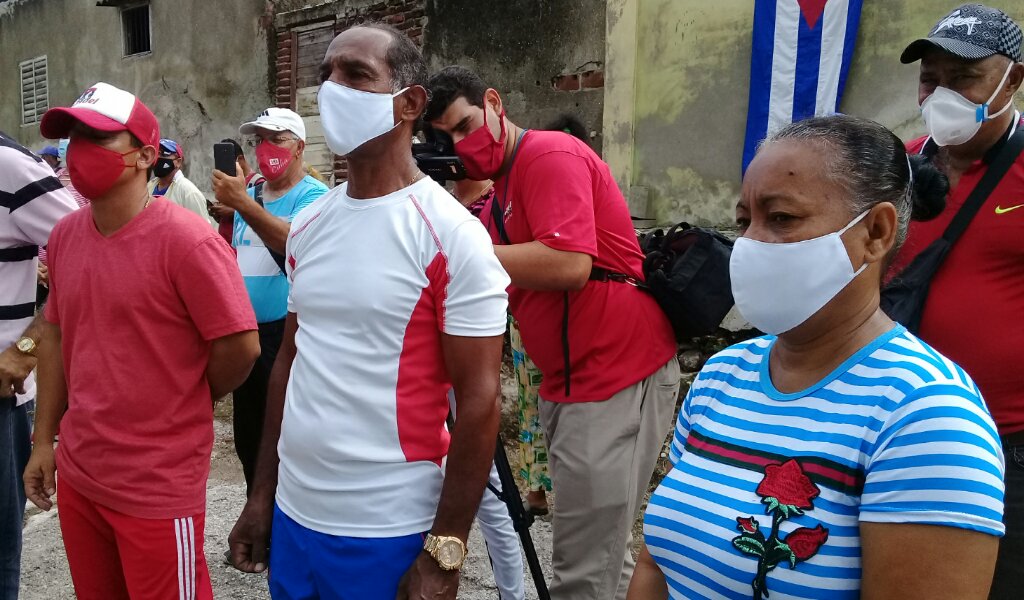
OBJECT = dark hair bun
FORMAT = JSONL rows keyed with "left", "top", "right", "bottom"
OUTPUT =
{"left": 908, "top": 154, "right": 948, "bottom": 222}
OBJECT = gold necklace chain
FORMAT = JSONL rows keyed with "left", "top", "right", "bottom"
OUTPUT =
{"left": 406, "top": 172, "right": 425, "bottom": 188}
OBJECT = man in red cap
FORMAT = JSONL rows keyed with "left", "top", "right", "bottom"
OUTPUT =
{"left": 22, "top": 82, "right": 260, "bottom": 600}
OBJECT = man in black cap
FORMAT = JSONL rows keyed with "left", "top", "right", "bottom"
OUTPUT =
{"left": 893, "top": 5, "right": 1023, "bottom": 598}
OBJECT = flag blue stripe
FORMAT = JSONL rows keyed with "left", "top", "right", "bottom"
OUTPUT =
{"left": 742, "top": 0, "right": 778, "bottom": 172}
{"left": 836, "top": 0, "right": 864, "bottom": 110}
{"left": 793, "top": 13, "right": 824, "bottom": 121}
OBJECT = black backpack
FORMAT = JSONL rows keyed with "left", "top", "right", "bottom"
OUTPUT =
{"left": 640, "top": 223, "right": 735, "bottom": 339}
{"left": 593, "top": 222, "right": 735, "bottom": 340}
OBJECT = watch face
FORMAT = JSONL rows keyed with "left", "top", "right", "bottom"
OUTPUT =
{"left": 16, "top": 339, "right": 33, "bottom": 352}
{"left": 438, "top": 539, "right": 464, "bottom": 569}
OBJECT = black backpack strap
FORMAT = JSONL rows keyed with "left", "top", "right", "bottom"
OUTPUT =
{"left": 561, "top": 292, "right": 571, "bottom": 397}
{"left": 489, "top": 130, "right": 528, "bottom": 246}
{"left": 589, "top": 266, "right": 646, "bottom": 289}
{"left": 252, "top": 182, "right": 288, "bottom": 275}
{"left": 942, "top": 128, "right": 1024, "bottom": 246}
{"left": 490, "top": 190, "right": 512, "bottom": 245}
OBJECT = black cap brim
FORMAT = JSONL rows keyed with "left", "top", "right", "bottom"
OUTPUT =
{"left": 901, "top": 37, "right": 998, "bottom": 63}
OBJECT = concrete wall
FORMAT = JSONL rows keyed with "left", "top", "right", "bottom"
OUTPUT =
{"left": 0, "top": 0, "right": 273, "bottom": 194}
{"left": 422, "top": 0, "right": 607, "bottom": 151}
{"left": 604, "top": 0, "right": 1024, "bottom": 226}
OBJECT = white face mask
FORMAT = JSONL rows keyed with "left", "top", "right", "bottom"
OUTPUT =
{"left": 729, "top": 211, "right": 869, "bottom": 335}
{"left": 317, "top": 81, "right": 408, "bottom": 156}
{"left": 921, "top": 62, "right": 1014, "bottom": 147}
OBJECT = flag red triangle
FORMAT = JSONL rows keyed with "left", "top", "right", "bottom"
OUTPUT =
{"left": 797, "top": 0, "right": 828, "bottom": 29}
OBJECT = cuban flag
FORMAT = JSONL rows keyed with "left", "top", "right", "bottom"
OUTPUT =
{"left": 743, "top": 0, "right": 864, "bottom": 172}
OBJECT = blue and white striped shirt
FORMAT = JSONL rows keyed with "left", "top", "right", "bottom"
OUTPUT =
{"left": 644, "top": 325, "right": 1004, "bottom": 600}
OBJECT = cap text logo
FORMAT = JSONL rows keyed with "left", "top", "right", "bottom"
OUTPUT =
{"left": 933, "top": 10, "right": 983, "bottom": 36}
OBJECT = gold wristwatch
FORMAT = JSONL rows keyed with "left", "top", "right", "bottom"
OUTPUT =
{"left": 423, "top": 534, "right": 467, "bottom": 571}
{"left": 15, "top": 337, "right": 37, "bottom": 356}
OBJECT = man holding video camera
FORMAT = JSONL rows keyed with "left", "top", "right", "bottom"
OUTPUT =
{"left": 211, "top": 108, "right": 327, "bottom": 495}
{"left": 427, "top": 66, "right": 680, "bottom": 600}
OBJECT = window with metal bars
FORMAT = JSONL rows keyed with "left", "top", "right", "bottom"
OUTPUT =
{"left": 19, "top": 56, "right": 48, "bottom": 126}
{"left": 121, "top": 3, "right": 151, "bottom": 57}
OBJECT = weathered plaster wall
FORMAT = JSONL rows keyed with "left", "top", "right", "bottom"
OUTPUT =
{"left": 0, "top": 0, "right": 273, "bottom": 194}
{"left": 605, "top": 0, "right": 1024, "bottom": 226}
{"left": 422, "top": 0, "right": 607, "bottom": 151}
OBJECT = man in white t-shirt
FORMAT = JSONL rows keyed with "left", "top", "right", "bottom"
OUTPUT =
{"left": 228, "top": 24, "right": 510, "bottom": 600}
{"left": 0, "top": 131, "right": 78, "bottom": 599}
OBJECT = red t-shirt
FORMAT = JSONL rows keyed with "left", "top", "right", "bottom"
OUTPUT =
{"left": 482, "top": 130, "right": 677, "bottom": 402}
{"left": 44, "top": 199, "right": 257, "bottom": 519}
{"left": 890, "top": 118, "right": 1024, "bottom": 436}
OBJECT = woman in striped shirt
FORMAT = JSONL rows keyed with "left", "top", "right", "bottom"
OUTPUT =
{"left": 629, "top": 115, "right": 1004, "bottom": 600}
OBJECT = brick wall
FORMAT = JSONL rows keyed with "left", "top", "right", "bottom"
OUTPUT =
{"left": 274, "top": 0, "right": 428, "bottom": 184}
{"left": 274, "top": 32, "right": 294, "bottom": 109}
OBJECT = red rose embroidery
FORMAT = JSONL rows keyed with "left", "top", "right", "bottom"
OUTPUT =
{"left": 737, "top": 517, "right": 759, "bottom": 534}
{"left": 732, "top": 458, "right": 829, "bottom": 599}
{"left": 756, "top": 459, "right": 821, "bottom": 509}
{"left": 784, "top": 525, "right": 829, "bottom": 561}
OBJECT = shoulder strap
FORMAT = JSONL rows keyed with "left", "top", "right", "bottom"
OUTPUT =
{"left": 941, "top": 129, "right": 1024, "bottom": 245}
{"left": 490, "top": 188, "right": 511, "bottom": 245}
{"left": 253, "top": 181, "right": 265, "bottom": 206}
{"left": 489, "top": 130, "right": 528, "bottom": 246}
{"left": 252, "top": 182, "right": 288, "bottom": 274}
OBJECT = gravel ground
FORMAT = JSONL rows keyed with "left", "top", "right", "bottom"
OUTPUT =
{"left": 19, "top": 474, "right": 554, "bottom": 600}
{"left": 20, "top": 385, "right": 555, "bottom": 599}
{"left": 17, "top": 357, "right": 688, "bottom": 599}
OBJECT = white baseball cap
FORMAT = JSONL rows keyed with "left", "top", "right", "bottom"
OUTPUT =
{"left": 239, "top": 107, "right": 306, "bottom": 142}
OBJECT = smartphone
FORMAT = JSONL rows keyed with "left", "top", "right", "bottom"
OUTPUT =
{"left": 213, "top": 143, "right": 237, "bottom": 177}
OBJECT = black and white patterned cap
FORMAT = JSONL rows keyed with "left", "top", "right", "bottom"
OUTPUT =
{"left": 901, "top": 4, "right": 1022, "bottom": 64}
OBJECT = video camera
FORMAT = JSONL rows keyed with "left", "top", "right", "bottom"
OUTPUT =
{"left": 413, "top": 126, "right": 466, "bottom": 184}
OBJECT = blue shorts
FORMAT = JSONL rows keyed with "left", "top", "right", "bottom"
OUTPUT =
{"left": 269, "top": 504, "right": 426, "bottom": 600}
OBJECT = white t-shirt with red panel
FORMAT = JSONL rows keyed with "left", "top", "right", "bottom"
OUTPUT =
{"left": 277, "top": 176, "right": 509, "bottom": 537}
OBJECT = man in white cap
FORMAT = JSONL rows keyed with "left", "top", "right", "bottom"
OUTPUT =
{"left": 212, "top": 107, "right": 328, "bottom": 496}
{"left": 22, "top": 82, "right": 259, "bottom": 600}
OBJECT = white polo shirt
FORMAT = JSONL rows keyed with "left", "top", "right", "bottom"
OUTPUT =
{"left": 276, "top": 176, "right": 509, "bottom": 537}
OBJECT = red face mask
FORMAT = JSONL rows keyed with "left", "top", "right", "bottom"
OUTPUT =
{"left": 454, "top": 105, "right": 507, "bottom": 181}
{"left": 256, "top": 141, "right": 295, "bottom": 181}
{"left": 67, "top": 138, "right": 138, "bottom": 200}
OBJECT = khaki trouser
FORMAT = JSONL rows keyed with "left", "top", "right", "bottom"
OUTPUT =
{"left": 539, "top": 357, "right": 681, "bottom": 600}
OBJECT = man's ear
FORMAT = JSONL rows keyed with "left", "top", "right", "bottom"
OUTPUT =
{"left": 1006, "top": 62, "right": 1024, "bottom": 97}
{"left": 137, "top": 145, "right": 158, "bottom": 170}
{"left": 296, "top": 140, "right": 306, "bottom": 157}
{"left": 484, "top": 88, "right": 503, "bottom": 116}
{"left": 400, "top": 85, "right": 428, "bottom": 123}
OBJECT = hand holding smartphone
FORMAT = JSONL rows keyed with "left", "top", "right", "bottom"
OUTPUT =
{"left": 213, "top": 143, "right": 237, "bottom": 177}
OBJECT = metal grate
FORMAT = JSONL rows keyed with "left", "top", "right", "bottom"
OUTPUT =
{"left": 121, "top": 3, "right": 151, "bottom": 57}
{"left": 19, "top": 56, "right": 48, "bottom": 126}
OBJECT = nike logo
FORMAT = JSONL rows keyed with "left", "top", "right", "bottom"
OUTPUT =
{"left": 995, "top": 204, "right": 1024, "bottom": 215}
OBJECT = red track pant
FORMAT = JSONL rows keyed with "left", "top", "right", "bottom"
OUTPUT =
{"left": 57, "top": 478, "right": 212, "bottom": 600}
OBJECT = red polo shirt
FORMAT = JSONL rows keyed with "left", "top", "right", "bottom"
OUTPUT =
{"left": 890, "top": 113, "right": 1024, "bottom": 436}
{"left": 482, "top": 130, "right": 677, "bottom": 403}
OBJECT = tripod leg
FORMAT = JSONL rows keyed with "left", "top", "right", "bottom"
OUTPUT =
{"left": 493, "top": 435, "right": 551, "bottom": 600}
